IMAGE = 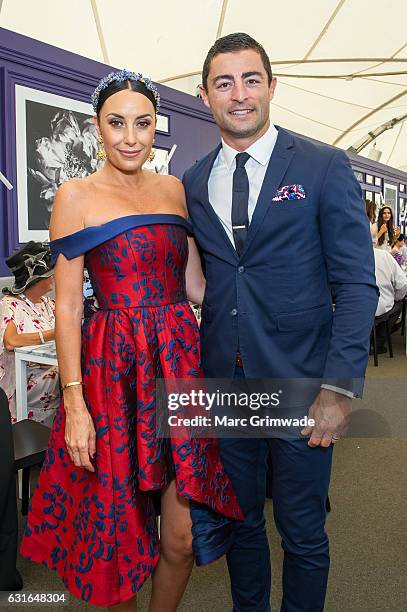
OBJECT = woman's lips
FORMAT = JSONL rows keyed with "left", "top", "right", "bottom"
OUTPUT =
{"left": 118, "top": 149, "right": 142, "bottom": 158}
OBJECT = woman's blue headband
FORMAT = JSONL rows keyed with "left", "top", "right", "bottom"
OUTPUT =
{"left": 91, "top": 69, "right": 160, "bottom": 113}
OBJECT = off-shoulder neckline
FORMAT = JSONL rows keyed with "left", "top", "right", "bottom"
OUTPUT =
{"left": 51, "top": 213, "right": 189, "bottom": 243}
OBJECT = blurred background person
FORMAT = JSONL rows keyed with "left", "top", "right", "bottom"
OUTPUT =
{"left": 366, "top": 199, "right": 377, "bottom": 244}
{"left": 373, "top": 247, "right": 407, "bottom": 353}
{"left": 0, "top": 242, "right": 59, "bottom": 425}
{"left": 390, "top": 234, "right": 406, "bottom": 268}
{"left": 371, "top": 205, "right": 400, "bottom": 250}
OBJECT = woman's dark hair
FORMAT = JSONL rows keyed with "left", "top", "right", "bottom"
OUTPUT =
{"left": 96, "top": 79, "right": 157, "bottom": 116}
{"left": 376, "top": 206, "right": 395, "bottom": 246}
{"left": 202, "top": 32, "right": 272, "bottom": 91}
{"left": 365, "top": 199, "right": 376, "bottom": 223}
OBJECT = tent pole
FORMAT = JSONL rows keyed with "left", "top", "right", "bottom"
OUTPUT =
{"left": 90, "top": 0, "right": 110, "bottom": 65}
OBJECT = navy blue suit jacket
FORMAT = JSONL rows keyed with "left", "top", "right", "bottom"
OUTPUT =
{"left": 183, "top": 126, "right": 378, "bottom": 397}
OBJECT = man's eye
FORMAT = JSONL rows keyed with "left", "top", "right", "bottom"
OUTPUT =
{"left": 217, "top": 82, "right": 231, "bottom": 89}
{"left": 247, "top": 79, "right": 260, "bottom": 85}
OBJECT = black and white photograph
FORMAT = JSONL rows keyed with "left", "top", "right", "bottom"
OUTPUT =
{"left": 15, "top": 85, "right": 100, "bottom": 242}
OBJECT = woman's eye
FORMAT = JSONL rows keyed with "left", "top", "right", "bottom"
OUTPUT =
{"left": 109, "top": 120, "right": 123, "bottom": 128}
{"left": 137, "top": 121, "right": 150, "bottom": 128}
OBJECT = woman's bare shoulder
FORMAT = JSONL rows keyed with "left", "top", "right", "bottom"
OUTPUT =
{"left": 50, "top": 178, "right": 95, "bottom": 239}
{"left": 55, "top": 175, "right": 96, "bottom": 200}
{"left": 154, "top": 173, "right": 183, "bottom": 189}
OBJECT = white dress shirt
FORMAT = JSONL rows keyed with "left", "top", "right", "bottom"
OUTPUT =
{"left": 208, "top": 123, "right": 278, "bottom": 243}
{"left": 374, "top": 248, "right": 407, "bottom": 316}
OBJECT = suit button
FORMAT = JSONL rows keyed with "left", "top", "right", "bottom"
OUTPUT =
{"left": 230, "top": 308, "right": 238, "bottom": 316}
{"left": 238, "top": 266, "right": 245, "bottom": 274}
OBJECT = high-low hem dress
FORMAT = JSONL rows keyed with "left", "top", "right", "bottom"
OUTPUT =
{"left": 20, "top": 214, "right": 243, "bottom": 607}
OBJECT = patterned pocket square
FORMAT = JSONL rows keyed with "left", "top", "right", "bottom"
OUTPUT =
{"left": 272, "top": 184, "right": 306, "bottom": 202}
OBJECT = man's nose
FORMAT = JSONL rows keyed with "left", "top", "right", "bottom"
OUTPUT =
{"left": 231, "top": 80, "right": 248, "bottom": 102}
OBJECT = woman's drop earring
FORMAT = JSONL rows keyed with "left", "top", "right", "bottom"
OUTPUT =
{"left": 147, "top": 139, "right": 155, "bottom": 163}
{"left": 97, "top": 134, "right": 107, "bottom": 161}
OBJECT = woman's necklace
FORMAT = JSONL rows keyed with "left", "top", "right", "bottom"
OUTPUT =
{"left": 19, "top": 294, "right": 54, "bottom": 327}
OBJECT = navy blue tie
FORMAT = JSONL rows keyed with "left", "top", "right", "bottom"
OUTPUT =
{"left": 232, "top": 152, "right": 250, "bottom": 256}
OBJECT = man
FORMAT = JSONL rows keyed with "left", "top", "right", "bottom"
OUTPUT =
{"left": 183, "top": 33, "right": 378, "bottom": 611}
{"left": 373, "top": 247, "right": 407, "bottom": 352}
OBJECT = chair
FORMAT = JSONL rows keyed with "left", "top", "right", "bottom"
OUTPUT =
{"left": 400, "top": 296, "right": 406, "bottom": 336}
{"left": 370, "top": 311, "right": 394, "bottom": 367}
{"left": 0, "top": 389, "right": 23, "bottom": 590}
{"left": 13, "top": 419, "right": 51, "bottom": 515}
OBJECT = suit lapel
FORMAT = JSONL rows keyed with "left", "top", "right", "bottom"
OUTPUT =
{"left": 195, "top": 144, "right": 239, "bottom": 261}
{"left": 242, "top": 127, "right": 295, "bottom": 257}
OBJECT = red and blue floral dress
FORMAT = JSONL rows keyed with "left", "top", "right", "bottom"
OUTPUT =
{"left": 21, "top": 214, "right": 242, "bottom": 607}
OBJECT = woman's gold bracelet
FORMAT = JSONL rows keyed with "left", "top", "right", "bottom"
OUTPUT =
{"left": 62, "top": 381, "right": 83, "bottom": 392}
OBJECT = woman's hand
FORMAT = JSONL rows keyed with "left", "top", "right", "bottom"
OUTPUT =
{"left": 394, "top": 226, "right": 401, "bottom": 238}
{"left": 379, "top": 223, "right": 388, "bottom": 234}
{"left": 3, "top": 322, "right": 55, "bottom": 351}
{"left": 64, "top": 397, "right": 96, "bottom": 472}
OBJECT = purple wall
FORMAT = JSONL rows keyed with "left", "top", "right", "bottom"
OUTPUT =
{"left": 0, "top": 27, "right": 219, "bottom": 276}
{"left": 1, "top": 27, "right": 407, "bottom": 277}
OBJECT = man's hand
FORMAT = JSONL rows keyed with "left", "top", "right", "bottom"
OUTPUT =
{"left": 301, "top": 388, "right": 352, "bottom": 447}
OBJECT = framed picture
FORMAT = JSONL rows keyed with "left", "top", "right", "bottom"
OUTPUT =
{"left": 156, "top": 113, "right": 170, "bottom": 135}
{"left": 143, "top": 146, "right": 175, "bottom": 175}
{"left": 383, "top": 182, "right": 397, "bottom": 216}
{"left": 15, "top": 85, "right": 100, "bottom": 242}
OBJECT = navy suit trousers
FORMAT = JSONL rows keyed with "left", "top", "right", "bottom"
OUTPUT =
{"left": 218, "top": 367, "right": 333, "bottom": 612}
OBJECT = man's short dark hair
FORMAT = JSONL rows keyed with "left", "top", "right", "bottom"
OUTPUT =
{"left": 202, "top": 32, "right": 273, "bottom": 91}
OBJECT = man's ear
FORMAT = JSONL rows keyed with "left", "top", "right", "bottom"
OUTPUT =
{"left": 198, "top": 84, "right": 211, "bottom": 109}
{"left": 269, "top": 77, "right": 277, "bottom": 103}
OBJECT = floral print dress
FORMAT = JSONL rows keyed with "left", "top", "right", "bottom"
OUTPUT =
{"left": 20, "top": 215, "right": 242, "bottom": 607}
{"left": 0, "top": 295, "right": 59, "bottom": 425}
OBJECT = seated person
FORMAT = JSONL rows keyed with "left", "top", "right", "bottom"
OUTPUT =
{"left": 373, "top": 247, "right": 407, "bottom": 353}
{"left": 0, "top": 242, "right": 59, "bottom": 425}
{"left": 371, "top": 205, "right": 400, "bottom": 250}
{"left": 390, "top": 234, "right": 406, "bottom": 267}
{"left": 365, "top": 199, "right": 376, "bottom": 243}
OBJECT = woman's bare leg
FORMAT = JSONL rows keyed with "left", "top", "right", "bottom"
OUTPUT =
{"left": 107, "top": 596, "right": 137, "bottom": 611}
{"left": 149, "top": 480, "right": 194, "bottom": 612}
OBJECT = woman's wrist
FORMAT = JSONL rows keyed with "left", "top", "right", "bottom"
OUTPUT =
{"left": 63, "top": 387, "right": 87, "bottom": 412}
{"left": 44, "top": 328, "right": 55, "bottom": 341}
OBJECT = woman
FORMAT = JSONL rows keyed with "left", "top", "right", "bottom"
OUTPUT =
{"left": 390, "top": 233, "right": 406, "bottom": 267}
{"left": 21, "top": 70, "right": 242, "bottom": 611}
{"left": 0, "top": 242, "right": 58, "bottom": 425}
{"left": 371, "top": 205, "right": 400, "bottom": 249}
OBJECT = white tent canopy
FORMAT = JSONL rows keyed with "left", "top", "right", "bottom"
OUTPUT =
{"left": 1, "top": 0, "right": 406, "bottom": 170}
